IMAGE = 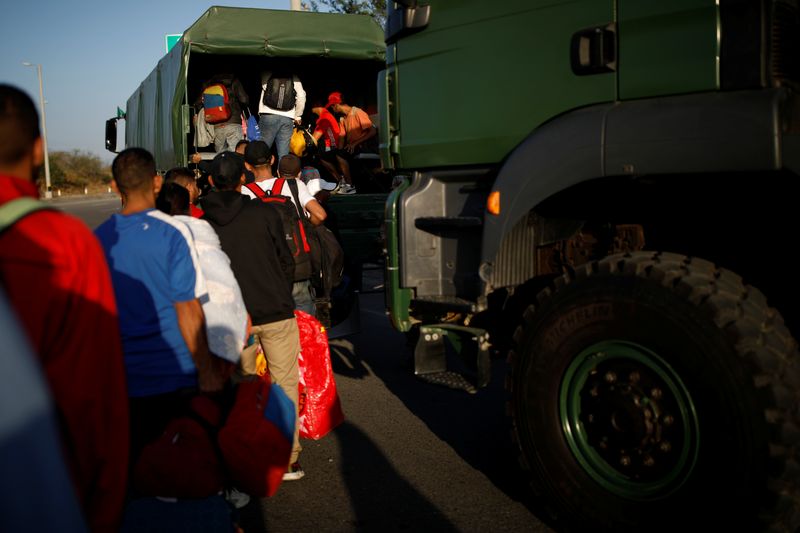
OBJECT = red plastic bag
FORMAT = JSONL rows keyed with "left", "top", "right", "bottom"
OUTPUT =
{"left": 295, "top": 310, "right": 345, "bottom": 439}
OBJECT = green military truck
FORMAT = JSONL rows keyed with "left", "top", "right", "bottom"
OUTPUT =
{"left": 380, "top": 0, "right": 800, "bottom": 530}
{"left": 105, "top": 6, "right": 388, "bottom": 274}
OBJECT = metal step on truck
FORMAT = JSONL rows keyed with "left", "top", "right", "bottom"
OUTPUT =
{"left": 104, "top": 6, "right": 391, "bottom": 317}
{"left": 380, "top": 0, "right": 800, "bottom": 530}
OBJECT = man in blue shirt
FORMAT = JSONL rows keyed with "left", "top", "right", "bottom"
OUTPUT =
{"left": 96, "top": 147, "right": 229, "bottom": 463}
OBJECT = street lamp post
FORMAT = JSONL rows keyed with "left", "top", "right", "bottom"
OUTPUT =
{"left": 22, "top": 62, "right": 52, "bottom": 199}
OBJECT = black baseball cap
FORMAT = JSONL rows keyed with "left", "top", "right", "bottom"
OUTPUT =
{"left": 244, "top": 140, "right": 271, "bottom": 166}
{"left": 211, "top": 151, "right": 244, "bottom": 189}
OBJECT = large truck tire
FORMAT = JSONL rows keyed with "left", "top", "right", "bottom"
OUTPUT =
{"left": 508, "top": 251, "right": 799, "bottom": 531}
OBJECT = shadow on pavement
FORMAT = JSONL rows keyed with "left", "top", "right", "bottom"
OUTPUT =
{"left": 241, "top": 420, "right": 457, "bottom": 532}
{"left": 341, "top": 293, "right": 540, "bottom": 515}
{"left": 337, "top": 422, "right": 458, "bottom": 532}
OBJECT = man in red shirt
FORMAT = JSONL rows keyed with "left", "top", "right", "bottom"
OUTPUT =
{"left": 311, "top": 100, "right": 351, "bottom": 193}
{"left": 0, "top": 84, "right": 129, "bottom": 532}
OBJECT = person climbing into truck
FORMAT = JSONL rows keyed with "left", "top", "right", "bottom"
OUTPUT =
{"left": 309, "top": 99, "right": 353, "bottom": 194}
{"left": 259, "top": 70, "right": 306, "bottom": 161}
{"left": 326, "top": 91, "right": 378, "bottom": 194}
{"left": 195, "top": 74, "right": 249, "bottom": 153}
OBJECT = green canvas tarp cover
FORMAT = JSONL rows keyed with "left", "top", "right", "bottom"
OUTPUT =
{"left": 125, "top": 6, "right": 385, "bottom": 170}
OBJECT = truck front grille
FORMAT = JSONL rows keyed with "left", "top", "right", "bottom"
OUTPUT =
{"left": 771, "top": 1, "right": 800, "bottom": 86}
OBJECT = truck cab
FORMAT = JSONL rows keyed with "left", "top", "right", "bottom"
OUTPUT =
{"left": 381, "top": 1, "right": 800, "bottom": 530}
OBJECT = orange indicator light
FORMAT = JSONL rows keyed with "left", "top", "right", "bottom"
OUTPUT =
{"left": 487, "top": 190, "right": 501, "bottom": 215}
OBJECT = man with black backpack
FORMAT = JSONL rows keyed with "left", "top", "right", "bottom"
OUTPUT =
{"left": 258, "top": 70, "right": 306, "bottom": 160}
{"left": 241, "top": 144, "right": 326, "bottom": 316}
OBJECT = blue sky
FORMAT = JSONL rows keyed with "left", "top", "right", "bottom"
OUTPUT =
{"left": 0, "top": 0, "right": 293, "bottom": 162}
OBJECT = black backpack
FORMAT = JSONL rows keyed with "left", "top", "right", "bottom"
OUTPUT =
{"left": 262, "top": 73, "right": 296, "bottom": 111}
{"left": 244, "top": 182, "right": 312, "bottom": 282}
{"left": 283, "top": 179, "right": 344, "bottom": 295}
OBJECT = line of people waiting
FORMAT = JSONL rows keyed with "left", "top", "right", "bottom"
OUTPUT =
{"left": 0, "top": 83, "right": 335, "bottom": 531}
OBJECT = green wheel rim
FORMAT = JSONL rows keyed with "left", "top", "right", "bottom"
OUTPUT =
{"left": 560, "top": 340, "right": 700, "bottom": 500}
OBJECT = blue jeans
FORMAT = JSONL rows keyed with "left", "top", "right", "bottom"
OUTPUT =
{"left": 292, "top": 280, "right": 315, "bottom": 317}
{"left": 259, "top": 114, "right": 293, "bottom": 161}
{"left": 213, "top": 122, "right": 243, "bottom": 153}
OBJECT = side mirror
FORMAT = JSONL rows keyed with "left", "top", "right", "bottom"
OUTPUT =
{"left": 105, "top": 118, "right": 119, "bottom": 153}
{"left": 386, "top": 2, "right": 430, "bottom": 44}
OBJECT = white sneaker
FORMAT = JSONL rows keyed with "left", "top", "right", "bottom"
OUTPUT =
{"left": 224, "top": 488, "right": 250, "bottom": 509}
{"left": 282, "top": 462, "right": 305, "bottom": 481}
{"left": 337, "top": 183, "right": 357, "bottom": 195}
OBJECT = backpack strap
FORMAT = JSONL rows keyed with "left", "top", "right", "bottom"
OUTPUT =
{"left": 285, "top": 179, "right": 305, "bottom": 220}
{"left": 0, "top": 197, "right": 51, "bottom": 235}
{"left": 270, "top": 178, "right": 285, "bottom": 197}
{"left": 284, "top": 179, "right": 312, "bottom": 253}
{"left": 244, "top": 182, "right": 266, "bottom": 199}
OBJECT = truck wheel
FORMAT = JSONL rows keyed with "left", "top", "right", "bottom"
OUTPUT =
{"left": 508, "top": 252, "right": 799, "bottom": 531}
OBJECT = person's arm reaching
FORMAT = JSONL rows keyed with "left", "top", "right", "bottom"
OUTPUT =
{"left": 293, "top": 77, "right": 306, "bottom": 123}
{"left": 348, "top": 125, "right": 377, "bottom": 152}
{"left": 338, "top": 117, "right": 347, "bottom": 147}
{"left": 168, "top": 225, "right": 227, "bottom": 392}
{"left": 305, "top": 198, "right": 327, "bottom": 226}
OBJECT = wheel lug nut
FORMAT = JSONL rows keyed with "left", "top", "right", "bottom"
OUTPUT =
{"left": 663, "top": 415, "right": 674, "bottom": 426}
{"left": 660, "top": 441, "right": 671, "bottom": 453}
{"left": 590, "top": 387, "right": 599, "bottom": 397}
{"left": 605, "top": 371, "right": 617, "bottom": 384}
{"left": 651, "top": 388, "right": 662, "bottom": 399}
{"left": 643, "top": 456, "right": 655, "bottom": 467}
{"left": 620, "top": 455, "right": 631, "bottom": 467}
{"left": 629, "top": 371, "right": 640, "bottom": 383}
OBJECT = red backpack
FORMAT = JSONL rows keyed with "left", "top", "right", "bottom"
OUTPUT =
{"left": 244, "top": 181, "right": 312, "bottom": 282}
{"left": 132, "top": 396, "right": 226, "bottom": 499}
{"left": 202, "top": 82, "right": 231, "bottom": 124}
{"left": 218, "top": 377, "right": 295, "bottom": 498}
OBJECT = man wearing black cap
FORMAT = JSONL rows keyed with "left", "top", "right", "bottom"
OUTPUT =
{"left": 240, "top": 140, "right": 276, "bottom": 200}
{"left": 201, "top": 151, "right": 306, "bottom": 480}
{"left": 241, "top": 142, "right": 325, "bottom": 225}
{"left": 241, "top": 145, "right": 326, "bottom": 316}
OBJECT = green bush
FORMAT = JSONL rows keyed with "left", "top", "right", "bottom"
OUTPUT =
{"left": 40, "top": 151, "right": 112, "bottom": 194}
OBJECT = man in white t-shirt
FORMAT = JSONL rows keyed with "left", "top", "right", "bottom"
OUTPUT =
{"left": 241, "top": 142, "right": 326, "bottom": 225}
{"left": 242, "top": 144, "right": 325, "bottom": 315}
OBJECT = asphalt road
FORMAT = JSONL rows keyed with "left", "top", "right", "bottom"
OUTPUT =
{"left": 54, "top": 195, "right": 551, "bottom": 533}
{"left": 49, "top": 193, "right": 121, "bottom": 229}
